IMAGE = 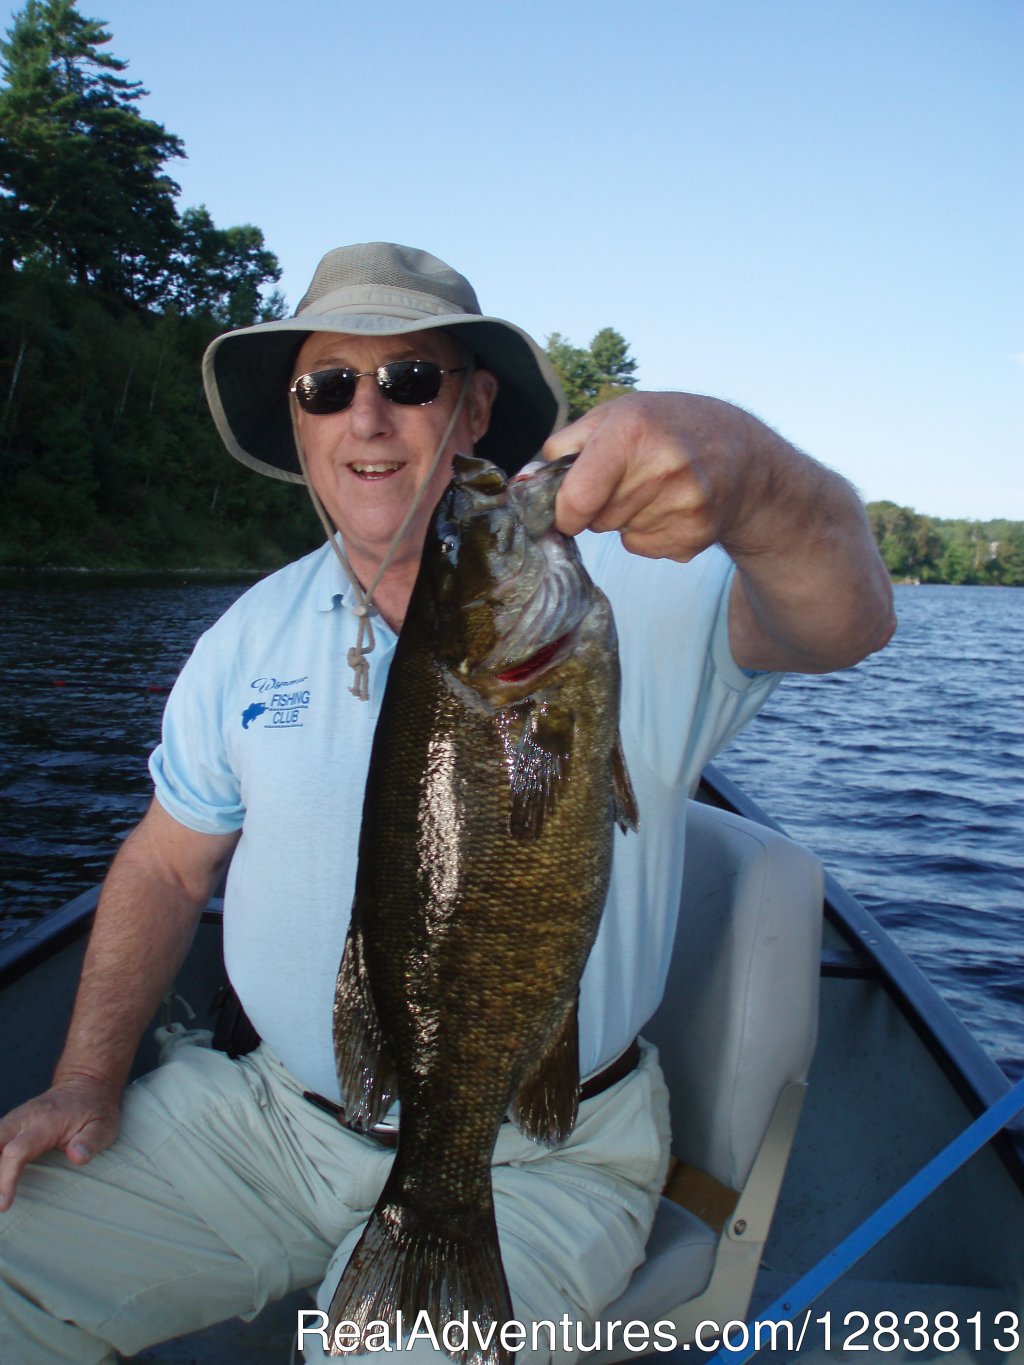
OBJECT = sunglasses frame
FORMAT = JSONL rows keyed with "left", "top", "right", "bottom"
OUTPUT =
{"left": 289, "top": 361, "right": 467, "bottom": 416}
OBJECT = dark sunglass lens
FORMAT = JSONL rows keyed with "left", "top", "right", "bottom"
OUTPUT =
{"left": 295, "top": 368, "right": 357, "bottom": 413}
{"left": 379, "top": 361, "right": 444, "bottom": 405}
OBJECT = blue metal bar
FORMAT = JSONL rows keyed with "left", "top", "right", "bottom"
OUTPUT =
{"left": 701, "top": 1075, "right": 1024, "bottom": 1363}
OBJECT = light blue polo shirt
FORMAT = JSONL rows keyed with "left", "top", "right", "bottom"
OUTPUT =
{"left": 150, "top": 534, "right": 779, "bottom": 1099}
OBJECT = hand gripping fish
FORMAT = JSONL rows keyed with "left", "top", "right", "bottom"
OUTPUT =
{"left": 328, "top": 453, "right": 638, "bottom": 1362}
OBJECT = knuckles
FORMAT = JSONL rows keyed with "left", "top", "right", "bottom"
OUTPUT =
{"left": 545, "top": 391, "right": 749, "bottom": 555}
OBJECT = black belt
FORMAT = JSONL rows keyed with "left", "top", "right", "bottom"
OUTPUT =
{"left": 579, "top": 1037, "right": 641, "bottom": 1101}
{"left": 303, "top": 1037, "right": 641, "bottom": 1149}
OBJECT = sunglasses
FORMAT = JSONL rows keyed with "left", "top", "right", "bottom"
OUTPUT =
{"left": 289, "top": 361, "right": 466, "bottom": 415}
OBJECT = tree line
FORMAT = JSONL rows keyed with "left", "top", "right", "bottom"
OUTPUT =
{"left": 866, "top": 501, "right": 1024, "bottom": 587}
{"left": 0, "top": 0, "right": 312, "bottom": 569}
{"left": 0, "top": 2, "right": 645, "bottom": 570}
{"left": 0, "top": 0, "right": 284, "bottom": 317}
{"left": 1, "top": 2, "right": 1018, "bottom": 580}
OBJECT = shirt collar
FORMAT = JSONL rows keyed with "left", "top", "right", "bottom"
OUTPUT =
{"left": 310, "top": 541, "right": 398, "bottom": 648}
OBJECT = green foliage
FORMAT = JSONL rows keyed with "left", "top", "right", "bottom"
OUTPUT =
{"left": 0, "top": 0, "right": 299, "bottom": 570}
{"left": 590, "top": 327, "right": 638, "bottom": 390}
{"left": 0, "top": 269, "right": 321, "bottom": 569}
{"left": 2, "top": 4, "right": 1017, "bottom": 583}
{"left": 0, "top": 0, "right": 183, "bottom": 299}
{"left": 168, "top": 207, "right": 282, "bottom": 326}
{"left": 545, "top": 327, "right": 638, "bottom": 421}
{"left": 866, "top": 501, "right": 1024, "bottom": 587}
{"left": 0, "top": 0, "right": 281, "bottom": 321}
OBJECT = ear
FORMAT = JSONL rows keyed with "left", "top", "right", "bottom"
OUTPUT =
{"left": 467, "top": 368, "right": 499, "bottom": 443}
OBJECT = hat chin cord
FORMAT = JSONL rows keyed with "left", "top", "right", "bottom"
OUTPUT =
{"left": 289, "top": 364, "right": 475, "bottom": 701}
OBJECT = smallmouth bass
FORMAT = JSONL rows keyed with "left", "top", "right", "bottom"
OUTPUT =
{"left": 328, "top": 453, "right": 638, "bottom": 1361}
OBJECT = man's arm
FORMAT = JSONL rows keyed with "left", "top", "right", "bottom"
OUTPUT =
{"left": 0, "top": 798, "right": 239, "bottom": 1209}
{"left": 543, "top": 392, "right": 895, "bottom": 673}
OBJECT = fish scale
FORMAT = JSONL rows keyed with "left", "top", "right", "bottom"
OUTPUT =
{"left": 328, "top": 453, "right": 637, "bottom": 1362}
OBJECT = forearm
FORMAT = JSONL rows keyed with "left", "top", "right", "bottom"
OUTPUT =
{"left": 723, "top": 416, "right": 896, "bottom": 673}
{"left": 543, "top": 391, "right": 896, "bottom": 675}
{"left": 54, "top": 801, "right": 237, "bottom": 1097}
{"left": 55, "top": 863, "right": 200, "bottom": 1097}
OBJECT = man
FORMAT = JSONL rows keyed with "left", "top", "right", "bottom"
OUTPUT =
{"left": 0, "top": 243, "right": 894, "bottom": 1362}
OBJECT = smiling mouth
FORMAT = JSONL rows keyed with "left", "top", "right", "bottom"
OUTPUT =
{"left": 350, "top": 462, "right": 403, "bottom": 480}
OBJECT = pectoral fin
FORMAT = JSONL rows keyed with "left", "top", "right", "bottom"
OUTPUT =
{"left": 508, "top": 996, "right": 580, "bottom": 1145}
{"left": 500, "top": 701, "right": 574, "bottom": 839}
{"left": 332, "top": 913, "right": 398, "bottom": 1130}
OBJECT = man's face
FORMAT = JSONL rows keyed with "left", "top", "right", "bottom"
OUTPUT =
{"left": 291, "top": 328, "right": 497, "bottom": 574}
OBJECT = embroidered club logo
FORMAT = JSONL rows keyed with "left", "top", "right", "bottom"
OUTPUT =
{"left": 242, "top": 676, "right": 310, "bottom": 730}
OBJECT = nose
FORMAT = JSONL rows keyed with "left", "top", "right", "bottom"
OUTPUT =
{"left": 347, "top": 372, "right": 395, "bottom": 439}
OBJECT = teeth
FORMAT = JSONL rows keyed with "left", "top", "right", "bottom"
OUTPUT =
{"left": 352, "top": 462, "right": 400, "bottom": 474}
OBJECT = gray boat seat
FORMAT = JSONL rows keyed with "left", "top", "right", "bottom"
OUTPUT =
{"left": 593, "top": 798, "right": 823, "bottom": 1361}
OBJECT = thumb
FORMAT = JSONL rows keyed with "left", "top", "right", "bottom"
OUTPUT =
{"left": 64, "top": 1114, "right": 117, "bottom": 1166}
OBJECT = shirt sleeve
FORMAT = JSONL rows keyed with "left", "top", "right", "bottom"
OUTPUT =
{"left": 148, "top": 626, "right": 246, "bottom": 835}
{"left": 702, "top": 559, "right": 782, "bottom": 756}
{"left": 579, "top": 532, "right": 782, "bottom": 792}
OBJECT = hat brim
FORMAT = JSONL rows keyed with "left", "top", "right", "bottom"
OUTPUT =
{"left": 203, "top": 311, "right": 568, "bottom": 482}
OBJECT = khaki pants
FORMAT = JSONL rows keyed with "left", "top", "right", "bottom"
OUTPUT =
{"left": 0, "top": 1039, "right": 669, "bottom": 1364}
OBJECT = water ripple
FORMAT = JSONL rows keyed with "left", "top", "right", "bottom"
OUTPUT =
{"left": 3, "top": 577, "right": 1022, "bottom": 1081}
{"left": 718, "top": 584, "right": 1024, "bottom": 1081}
{"left": 1, "top": 574, "right": 244, "bottom": 927}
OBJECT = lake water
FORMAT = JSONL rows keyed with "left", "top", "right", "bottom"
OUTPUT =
{"left": 717, "top": 584, "right": 1023, "bottom": 1082}
{"left": 1, "top": 576, "right": 1021, "bottom": 1080}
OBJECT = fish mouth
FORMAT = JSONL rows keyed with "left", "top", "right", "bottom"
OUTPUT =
{"left": 449, "top": 452, "right": 590, "bottom": 694}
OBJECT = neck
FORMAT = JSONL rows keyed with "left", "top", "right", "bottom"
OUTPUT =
{"left": 343, "top": 545, "right": 418, "bottom": 633}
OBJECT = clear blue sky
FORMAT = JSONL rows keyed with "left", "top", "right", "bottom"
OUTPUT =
{"left": 8, "top": 0, "right": 1022, "bottom": 518}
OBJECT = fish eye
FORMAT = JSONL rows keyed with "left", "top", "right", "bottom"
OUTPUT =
{"left": 438, "top": 523, "right": 460, "bottom": 561}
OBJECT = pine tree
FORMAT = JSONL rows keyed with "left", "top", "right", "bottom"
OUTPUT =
{"left": 545, "top": 327, "right": 639, "bottom": 421}
{"left": 0, "top": 0, "right": 184, "bottom": 301}
{"left": 589, "top": 326, "right": 638, "bottom": 393}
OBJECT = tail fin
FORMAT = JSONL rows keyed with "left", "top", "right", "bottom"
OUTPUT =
{"left": 326, "top": 1170, "right": 514, "bottom": 1364}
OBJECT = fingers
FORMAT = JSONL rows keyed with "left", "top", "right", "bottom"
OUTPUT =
{"left": 64, "top": 1110, "right": 119, "bottom": 1165}
{"left": 0, "top": 1088, "right": 120, "bottom": 1211}
{"left": 542, "top": 404, "right": 604, "bottom": 464}
{"left": 0, "top": 1107, "right": 54, "bottom": 1210}
{"left": 542, "top": 420, "right": 605, "bottom": 536}
{"left": 542, "top": 402, "right": 686, "bottom": 545}
{"left": 542, "top": 406, "right": 636, "bottom": 537}
{"left": 541, "top": 392, "right": 749, "bottom": 560}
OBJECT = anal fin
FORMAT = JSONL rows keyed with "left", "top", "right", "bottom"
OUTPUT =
{"left": 509, "top": 996, "right": 580, "bottom": 1146}
{"left": 332, "top": 915, "right": 398, "bottom": 1130}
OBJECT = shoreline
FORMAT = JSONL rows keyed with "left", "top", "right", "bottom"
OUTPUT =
{"left": 4, "top": 566, "right": 1019, "bottom": 589}
{"left": 0, "top": 565, "right": 272, "bottom": 581}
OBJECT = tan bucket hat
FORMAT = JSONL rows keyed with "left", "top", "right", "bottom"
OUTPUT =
{"left": 202, "top": 242, "right": 568, "bottom": 480}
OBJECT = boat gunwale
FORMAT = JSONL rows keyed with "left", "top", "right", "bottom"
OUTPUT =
{"left": 700, "top": 762, "right": 1024, "bottom": 1188}
{"left": 0, "top": 886, "right": 99, "bottom": 992}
